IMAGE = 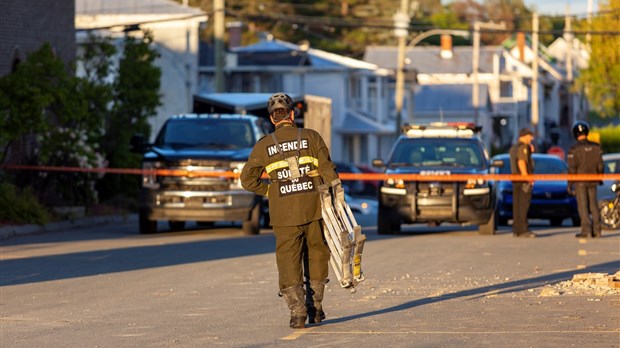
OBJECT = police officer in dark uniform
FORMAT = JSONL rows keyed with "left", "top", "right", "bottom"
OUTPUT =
{"left": 240, "top": 92, "right": 339, "bottom": 329}
{"left": 567, "top": 121, "right": 604, "bottom": 238}
{"left": 509, "top": 128, "right": 537, "bottom": 237}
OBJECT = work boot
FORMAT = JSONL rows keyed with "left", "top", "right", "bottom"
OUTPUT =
{"left": 306, "top": 279, "right": 328, "bottom": 324}
{"left": 279, "top": 285, "right": 307, "bottom": 329}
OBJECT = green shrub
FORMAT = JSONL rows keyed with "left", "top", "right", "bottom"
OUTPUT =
{"left": 593, "top": 125, "right": 620, "bottom": 154}
{"left": 0, "top": 182, "right": 50, "bottom": 225}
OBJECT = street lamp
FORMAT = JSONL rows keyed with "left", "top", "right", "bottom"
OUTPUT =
{"left": 394, "top": 28, "right": 470, "bottom": 134}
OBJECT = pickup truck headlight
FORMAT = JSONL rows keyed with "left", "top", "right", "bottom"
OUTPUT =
{"left": 230, "top": 161, "right": 246, "bottom": 189}
{"left": 142, "top": 161, "right": 163, "bottom": 188}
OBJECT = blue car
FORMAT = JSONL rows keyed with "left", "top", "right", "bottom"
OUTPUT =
{"left": 491, "top": 153, "right": 580, "bottom": 227}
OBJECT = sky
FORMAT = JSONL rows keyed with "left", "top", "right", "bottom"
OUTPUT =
{"left": 522, "top": 0, "right": 598, "bottom": 15}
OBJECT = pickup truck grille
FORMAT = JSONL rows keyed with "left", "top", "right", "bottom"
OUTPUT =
{"left": 171, "top": 159, "right": 228, "bottom": 168}
{"left": 160, "top": 177, "right": 230, "bottom": 192}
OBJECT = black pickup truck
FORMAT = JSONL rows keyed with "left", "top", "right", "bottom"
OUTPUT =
{"left": 131, "top": 114, "right": 272, "bottom": 234}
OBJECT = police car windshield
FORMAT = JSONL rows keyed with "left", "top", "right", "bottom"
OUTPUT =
{"left": 389, "top": 138, "right": 485, "bottom": 168}
{"left": 155, "top": 119, "right": 255, "bottom": 149}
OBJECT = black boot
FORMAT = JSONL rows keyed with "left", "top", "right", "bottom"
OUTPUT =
{"left": 306, "top": 279, "right": 327, "bottom": 324}
{"left": 279, "top": 285, "right": 307, "bottom": 329}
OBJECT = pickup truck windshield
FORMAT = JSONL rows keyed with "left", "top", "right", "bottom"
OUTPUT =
{"left": 389, "top": 138, "right": 485, "bottom": 168}
{"left": 155, "top": 119, "right": 255, "bottom": 149}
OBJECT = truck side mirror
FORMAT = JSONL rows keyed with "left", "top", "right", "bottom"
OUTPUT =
{"left": 130, "top": 134, "right": 145, "bottom": 153}
{"left": 490, "top": 159, "right": 504, "bottom": 168}
{"left": 372, "top": 159, "right": 386, "bottom": 168}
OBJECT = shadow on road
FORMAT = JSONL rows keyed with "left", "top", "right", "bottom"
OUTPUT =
{"left": 325, "top": 259, "right": 620, "bottom": 325}
{"left": 0, "top": 233, "right": 276, "bottom": 286}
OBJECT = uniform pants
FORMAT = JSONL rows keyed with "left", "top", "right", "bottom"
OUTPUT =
{"left": 575, "top": 184, "right": 601, "bottom": 236}
{"left": 512, "top": 182, "right": 532, "bottom": 234}
{"left": 273, "top": 219, "right": 330, "bottom": 290}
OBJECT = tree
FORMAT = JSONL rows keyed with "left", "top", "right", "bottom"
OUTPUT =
{"left": 0, "top": 43, "right": 110, "bottom": 206}
{"left": 96, "top": 30, "right": 162, "bottom": 202}
{"left": 576, "top": 0, "right": 620, "bottom": 118}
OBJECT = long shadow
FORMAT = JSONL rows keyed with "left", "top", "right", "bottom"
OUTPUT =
{"left": 0, "top": 219, "right": 250, "bottom": 246}
{"left": 0, "top": 233, "right": 276, "bottom": 286}
{"left": 324, "top": 259, "right": 620, "bottom": 325}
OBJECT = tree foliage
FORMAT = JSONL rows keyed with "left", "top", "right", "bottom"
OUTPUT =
{"left": 576, "top": 0, "right": 620, "bottom": 118}
{"left": 0, "top": 30, "right": 161, "bottom": 209}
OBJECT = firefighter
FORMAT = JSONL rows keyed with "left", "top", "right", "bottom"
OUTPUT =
{"left": 240, "top": 92, "right": 339, "bottom": 329}
{"left": 567, "top": 121, "right": 604, "bottom": 238}
{"left": 509, "top": 128, "right": 537, "bottom": 238}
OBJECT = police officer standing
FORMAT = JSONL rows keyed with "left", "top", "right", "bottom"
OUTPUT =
{"left": 509, "top": 128, "right": 537, "bottom": 237}
{"left": 240, "top": 93, "right": 339, "bottom": 329}
{"left": 567, "top": 121, "right": 604, "bottom": 238}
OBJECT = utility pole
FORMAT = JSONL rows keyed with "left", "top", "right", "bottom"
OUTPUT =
{"left": 587, "top": 0, "right": 593, "bottom": 45}
{"left": 472, "top": 20, "right": 505, "bottom": 126}
{"left": 393, "top": 0, "right": 409, "bottom": 135}
{"left": 214, "top": 0, "right": 225, "bottom": 92}
{"left": 531, "top": 12, "right": 540, "bottom": 134}
{"left": 565, "top": 6, "right": 574, "bottom": 124}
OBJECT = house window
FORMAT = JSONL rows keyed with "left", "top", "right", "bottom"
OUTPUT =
{"left": 500, "top": 81, "right": 512, "bottom": 97}
{"left": 349, "top": 76, "right": 362, "bottom": 109}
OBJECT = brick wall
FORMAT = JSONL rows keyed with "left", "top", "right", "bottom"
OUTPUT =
{"left": 0, "top": 0, "right": 75, "bottom": 76}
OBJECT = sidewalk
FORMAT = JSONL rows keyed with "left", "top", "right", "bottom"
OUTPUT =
{"left": 0, "top": 214, "right": 138, "bottom": 240}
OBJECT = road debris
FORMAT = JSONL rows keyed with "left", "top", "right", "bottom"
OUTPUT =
{"left": 538, "top": 271, "right": 620, "bottom": 297}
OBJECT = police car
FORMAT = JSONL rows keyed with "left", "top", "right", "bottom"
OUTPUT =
{"left": 372, "top": 122, "right": 499, "bottom": 235}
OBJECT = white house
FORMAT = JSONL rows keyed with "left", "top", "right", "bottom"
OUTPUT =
{"left": 364, "top": 34, "right": 583, "bottom": 152}
{"left": 198, "top": 35, "right": 398, "bottom": 164}
{"left": 75, "top": 0, "right": 206, "bottom": 138}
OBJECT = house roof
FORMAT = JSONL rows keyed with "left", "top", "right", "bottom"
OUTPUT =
{"left": 413, "top": 84, "right": 490, "bottom": 115}
{"left": 229, "top": 38, "right": 378, "bottom": 69}
{"left": 364, "top": 46, "right": 505, "bottom": 74}
{"left": 76, "top": 0, "right": 204, "bottom": 15}
{"left": 336, "top": 111, "right": 394, "bottom": 135}
{"left": 192, "top": 92, "right": 303, "bottom": 118}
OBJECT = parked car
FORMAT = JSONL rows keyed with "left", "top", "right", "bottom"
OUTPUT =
{"left": 355, "top": 164, "right": 380, "bottom": 197}
{"left": 597, "top": 153, "right": 620, "bottom": 203}
{"left": 491, "top": 153, "right": 580, "bottom": 226}
{"left": 335, "top": 162, "right": 365, "bottom": 196}
{"left": 345, "top": 193, "right": 378, "bottom": 216}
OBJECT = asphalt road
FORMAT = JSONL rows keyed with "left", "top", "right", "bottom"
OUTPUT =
{"left": 1, "top": 217, "right": 619, "bottom": 348}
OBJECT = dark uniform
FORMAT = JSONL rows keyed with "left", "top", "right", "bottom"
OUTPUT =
{"left": 240, "top": 119, "right": 339, "bottom": 327}
{"left": 567, "top": 139, "right": 604, "bottom": 237}
{"left": 509, "top": 141, "right": 534, "bottom": 235}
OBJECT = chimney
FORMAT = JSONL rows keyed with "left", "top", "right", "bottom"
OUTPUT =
{"left": 227, "top": 22, "right": 243, "bottom": 49}
{"left": 517, "top": 32, "right": 525, "bottom": 62}
{"left": 440, "top": 34, "right": 453, "bottom": 59}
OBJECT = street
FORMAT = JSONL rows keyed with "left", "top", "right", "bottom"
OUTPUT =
{"left": 1, "top": 217, "right": 619, "bottom": 347}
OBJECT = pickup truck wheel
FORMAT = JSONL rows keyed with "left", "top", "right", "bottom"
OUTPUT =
{"left": 168, "top": 221, "right": 186, "bottom": 231}
{"left": 242, "top": 202, "right": 261, "bottom": 235}
{"left": 549, "top": 218, "right": 564, "bottom": 227}
{"left": 377, "top": 206, "right": 400, "bottom": 235}
{"left": 478, "top": 210, "right": 496, "bottom": 235}
{"left": 139, "top": 211, "right": 157, "bottom": 234}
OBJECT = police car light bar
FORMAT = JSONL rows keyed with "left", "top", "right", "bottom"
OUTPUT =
{"left": 402, "top": 122, "right": 482, "bottom": 138}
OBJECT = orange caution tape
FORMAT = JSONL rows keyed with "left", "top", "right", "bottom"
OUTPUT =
{"left": 2, "top": 164, "right": 620, "bottom": 182}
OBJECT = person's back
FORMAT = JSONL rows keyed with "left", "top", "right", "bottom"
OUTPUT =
{"left": 568, "top": 139, "right": 603, "bottom": 185}
{"left": 567, "top": 121, "right": 604, "bottom": 238}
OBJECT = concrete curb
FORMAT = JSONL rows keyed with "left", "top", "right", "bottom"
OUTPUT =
{"left": 0, "top": 214, "right": 138, "bottom": 241}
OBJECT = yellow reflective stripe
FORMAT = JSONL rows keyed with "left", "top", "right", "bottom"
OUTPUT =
{"left": 265, "top": 156, "right": 319, "bottom": 174}
{"left": 266, "top": 160, "right": 288, "bottom": 173}
{"left": 299, "top": 156, "right": 318, "bottom": 167}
